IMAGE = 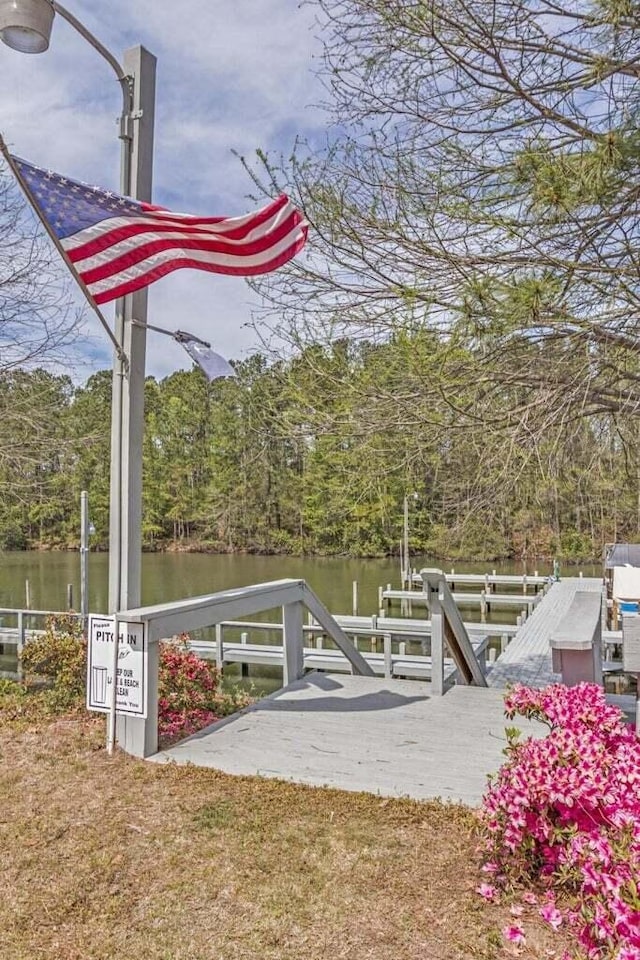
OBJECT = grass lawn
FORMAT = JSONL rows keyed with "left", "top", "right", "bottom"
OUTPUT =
{"left": 0, "top": 712, "right": 571, "bottom": 960}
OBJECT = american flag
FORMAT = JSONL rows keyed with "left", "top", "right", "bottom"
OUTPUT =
{"left": 10, "top": 155, "right": 308, "bottom": 305}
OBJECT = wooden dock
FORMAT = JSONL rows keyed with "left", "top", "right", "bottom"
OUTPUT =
{"left": 383, "top": 588, "right": 542, "bottom": 610}
{"left": 153, "top": 673, "right": 546, "bottom": 805}
{"left": 192, "top": 635, "right": 488, "bottom": 682}
{"left": 153, "top": 574, "right": 640, "bottom": 805}
{"left": 487, "top": 577, "right": 604, "bottom": 688}
{"left": 410, "top": 571, "right": 548, "bottom": 590}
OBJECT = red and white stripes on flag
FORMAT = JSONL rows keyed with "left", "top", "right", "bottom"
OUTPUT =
{"left": 10, "top": 154, "right": 308, "bottom": 305}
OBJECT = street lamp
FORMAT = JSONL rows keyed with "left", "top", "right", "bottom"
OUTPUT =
{"left": 0, "top": 0, "right": 54, "bottom": 52}
{"left": 1, "top": 0, "right": 155, "bottom": 754}
{"left": 1, "top": 0, "right": 154, "bottom": 612}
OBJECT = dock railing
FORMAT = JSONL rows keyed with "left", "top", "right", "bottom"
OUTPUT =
{"left": 419, "top": 568, "right": 488, "bottom": 695}
{"left": 114, "top": 578, "right": 375, "bottom": 758}
{"left": 550, "top": 590, "right": 603, "bottom": 687}
{"left": 0, "top": 608, "right": 83, "bottom": 679}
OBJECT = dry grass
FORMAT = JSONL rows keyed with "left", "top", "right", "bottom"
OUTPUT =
{"left": 0, "top": 713, "right": 571, "bottom": 960}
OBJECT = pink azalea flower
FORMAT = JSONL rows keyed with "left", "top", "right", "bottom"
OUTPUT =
{"left": 540, "top": 903, "right": 563, "bottom": 930}
{"left": 476, "top": 882, "right": 498, "bottom": 901}
{"left": 503, "top": 924, "right": 526, "bottom": 946}
{"left": 478, "top": 682, "right": 640, "bottom": 958}
{"left": 510, "top": 904, "right": 524, "bottom": 916}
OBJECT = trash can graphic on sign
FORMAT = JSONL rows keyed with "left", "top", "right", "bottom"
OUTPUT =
{"left": 91, "top": 665, "right": 108, "bottom": 704}
{"left": 87, "top": 616, "right": 147, "bottom": 717}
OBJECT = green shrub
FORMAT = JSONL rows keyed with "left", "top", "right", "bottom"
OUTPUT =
{"left": 17, "top": 621, "right": 253, "bottom": 736}
{"left": 20, "top": 615, "right": 86, "bottom": 710}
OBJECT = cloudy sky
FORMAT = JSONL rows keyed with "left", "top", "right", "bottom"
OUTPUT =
{"left": 0, "top": 0, "right": 325, "bottom": 379}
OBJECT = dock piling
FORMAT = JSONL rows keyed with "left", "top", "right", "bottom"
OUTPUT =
{"left": 383, "top": 634, "right": 392, "bottom": 678}
{"left": 240, "top": 631, "right": 249, "bottom": 677}
{"left": 215, "top": 623, "right": 223, "bottom": 670}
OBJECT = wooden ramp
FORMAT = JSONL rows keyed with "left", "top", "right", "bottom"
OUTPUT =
{"left": 152, "top": 672, "right": 544, "bottom": 806}
{"left": 488, "top": 577, "right": 603, "bottom": 688}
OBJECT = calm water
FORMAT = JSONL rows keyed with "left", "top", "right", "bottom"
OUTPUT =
{"left": 0, "top": 551, "right": 601, "bottom": 614}
{"left": 0, "top": 552, "right": 601, "bottom": 688}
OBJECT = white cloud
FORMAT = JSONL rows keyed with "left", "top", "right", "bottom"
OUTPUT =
{"left": 0, "top": 0, "right": 325, "bottom": 378}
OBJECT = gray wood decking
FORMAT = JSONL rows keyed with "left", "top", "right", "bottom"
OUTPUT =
{"left": 153, "top": 672, "right": 545, "bottom": 806}
{"left": 151, "top": 576, "right": 637, "bottom": 806}
{"left": 487, "top": 577, "right": 604, "bottom": 688}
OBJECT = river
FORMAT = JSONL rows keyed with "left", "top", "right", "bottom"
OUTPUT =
{"left": 0, "top": 550, "right": 602, "bottom": 613}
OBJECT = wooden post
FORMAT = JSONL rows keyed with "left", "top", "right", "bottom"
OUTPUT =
{"left": 282, "top": 600, "right": 305, "bottom": 686}
{"left": 16, "top": 610, "right": 24, "bottom": 682}
{"left": 488, "top": 647, "right": 497, "bottom": 663}
{"left": 25, "top": 579, "right": 31, "bottom": 610}
{"left": 383, "top": 633, "right": 392, "bottom": 678}
{"left": 429, "top": 581, "right": 445, "bottom": 696}
{"left": 67, "top": 583, "right": 74, "bottom": 610}
{"left": 523, "top": 574, "right": 527, "bottom": 595}
{"left": 239, "top": 631, "right": 249, "bottom": 677}
{"left": 215, "top": 623, "right": 223, "bottom": 670}
{"left": 352, "top": 580, "right": 358, "bottom": 616}
{"left": 480, "top": 590, "right": 487, "bottom": 623}
{"left": 377, "top": 585, "right": 383, "bottom": 611}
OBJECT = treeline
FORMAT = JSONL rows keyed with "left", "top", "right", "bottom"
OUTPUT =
{"left": 1, "top": 333, "right": 638, "bottom": 560}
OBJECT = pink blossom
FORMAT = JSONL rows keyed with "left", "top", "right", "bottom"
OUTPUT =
{"left": 503, "top": 924, "right": 526, "bottom": 945}
{"left": 478, "top": 682, "right": 640, "bottom": 960}
{"left": 540, "top": 903, "right": 563, "bottom": 930}
{"left": 476, "top": 882, "right": 498, "bottom": 901}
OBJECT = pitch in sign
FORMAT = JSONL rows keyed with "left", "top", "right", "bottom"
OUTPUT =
{"left": 87, "top": 616, "right": 147, "bottom": 717}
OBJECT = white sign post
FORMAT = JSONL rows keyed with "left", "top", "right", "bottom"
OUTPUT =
{"left": 87, "top": 615, "right": 148, "bottom": 720}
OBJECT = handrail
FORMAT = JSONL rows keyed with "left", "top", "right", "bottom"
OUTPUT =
{"left": 420, "top": 568, "right": 488, "bottom": 693}
{"left": 0, "top": 608, "right": 82, "bottom": 618}
{"left": 114, "top": 578, "right": 375, "bottom": 758}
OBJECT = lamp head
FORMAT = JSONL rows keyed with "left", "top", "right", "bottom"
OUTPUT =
{"left": 0, "top": 0, "right": 54, "bottom": 53}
